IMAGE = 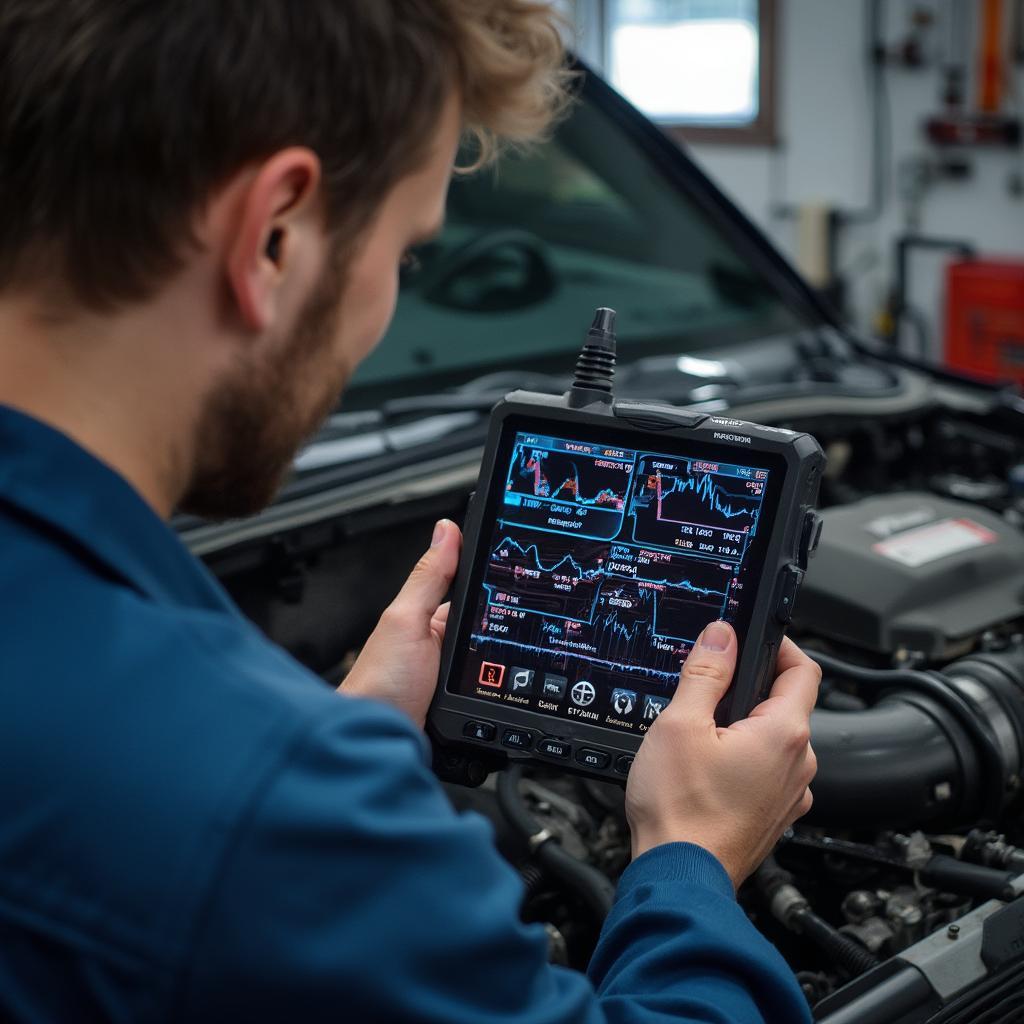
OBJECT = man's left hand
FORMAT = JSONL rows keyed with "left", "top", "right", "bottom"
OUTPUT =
{"left": 340, "top": 519, "right": 462, "bottom": 728}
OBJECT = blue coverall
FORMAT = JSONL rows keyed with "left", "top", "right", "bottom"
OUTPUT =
{"left": 0, "top": 405, "right": 810, "bottom": 1022}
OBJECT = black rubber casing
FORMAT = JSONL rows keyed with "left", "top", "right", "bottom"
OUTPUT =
{"left": 428, "top": 389, "right": 826, "bottom": 784}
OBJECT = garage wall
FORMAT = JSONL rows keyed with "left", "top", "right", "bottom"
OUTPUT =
{"left": 571, "top": 0, "right": 1024, "bottom": 360}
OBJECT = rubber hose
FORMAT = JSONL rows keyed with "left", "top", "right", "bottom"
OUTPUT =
{"left": 520, "top": 862, "right": 546, "bottom": 899}
{"left": 813, "top": 651, "right": 1007, "bottom": 821}
{"left": 496, "top": 766, "right": 616, "bottom": 923}
{"left": 757, "top": 856, "right": 878, "bottom": 979}
{"left": 791, "top": 908, "right": 879, "bottom": 978}
{"left": 807, "top": 649, "right": 1023, "bottom": 829}
{"left": 809, "top": 700, "right": 980, "bottom": 828}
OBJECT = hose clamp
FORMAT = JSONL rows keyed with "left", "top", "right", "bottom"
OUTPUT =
{"left": 946, "top": 671, "right": 1019, "bottom": 778}
{"left": 529, "top": 828, "right": 556, "bottom": 852}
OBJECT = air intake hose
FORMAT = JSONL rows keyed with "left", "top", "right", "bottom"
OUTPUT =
{"left": 807, "top": 644, "right": 1024, "bottom": 829}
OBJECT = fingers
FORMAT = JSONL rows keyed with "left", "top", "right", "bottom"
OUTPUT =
{"left": 803, "top": 743, "right": 817, "bottom": 784}
{"left": 776, "top": 788, "right": 813, "bottom": 845}
{"left": 775, "top": 636, "right": 815, "bottom": 675}
{"left": 430, "top": 602, "right": 451, "bottom": 640}
{"left": 782, "top": 750, "right": 817, "bottom": 829}
{"left": 754, "top": 639, "right": 821, "bottom": 720}
{"left": 670, "top": 621, "right": 737, "bottom": 722}
{"left": 792, "top": 787, "right": 813, "bottom": 821}
{"left": 388, "top": 521, "right": 462, "bottom": 624}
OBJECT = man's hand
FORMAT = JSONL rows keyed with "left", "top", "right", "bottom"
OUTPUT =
{"left": 341, "top": 519, "right": 462, "bottom": 728}
{"left": 625, "top": 621, "right": 820, "bottom": 889}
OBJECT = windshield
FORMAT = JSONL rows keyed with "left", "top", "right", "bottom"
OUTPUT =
{"left": 346, "top": 77, "right": 817, "bottom": 409}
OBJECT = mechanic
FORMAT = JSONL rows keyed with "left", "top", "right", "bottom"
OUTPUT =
{"left": 0, "top": 3, "right": 819, "bottom": 1021}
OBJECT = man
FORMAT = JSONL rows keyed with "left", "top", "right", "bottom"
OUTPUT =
{"left": 0, "top": 2, "right": 819, "bottom": 1021}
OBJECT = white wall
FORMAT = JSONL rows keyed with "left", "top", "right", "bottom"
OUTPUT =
{"left": 574, "top": 0, "right": 1024, "bottom": 358}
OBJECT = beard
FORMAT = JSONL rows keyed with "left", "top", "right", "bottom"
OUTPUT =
{"left": 179, "top": 252, "right": 348, "bottom": 521}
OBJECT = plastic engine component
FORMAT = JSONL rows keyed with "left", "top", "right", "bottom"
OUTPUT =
{"left": 799, "top": 492, "right": 1024, "bottom": 658}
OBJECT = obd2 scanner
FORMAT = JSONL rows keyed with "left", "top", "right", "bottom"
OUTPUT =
{"left": 428, "top": 308, "right": 825, "bottom": 785}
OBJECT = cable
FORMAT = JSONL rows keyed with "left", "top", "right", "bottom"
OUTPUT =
{"left": 792, "top": 908, "right": 880, "bottom": 978}
{"left": 496, "top": 765, "right": 616, "bottom": 923}
{"left": 963, "top": 829, "right": 1024, "bottom": 874}
{"left": 784, "top": 833, "right": 1017, "bottom": 902}
{"left": 756, "top": 855, "right": 879, "bottom": 978}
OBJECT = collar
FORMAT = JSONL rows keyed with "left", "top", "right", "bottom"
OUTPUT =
{"left": 0, "top": 404, "right": 240, "bottom": 615}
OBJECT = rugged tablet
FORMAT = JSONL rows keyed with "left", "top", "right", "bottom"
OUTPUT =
{"left": 428, "top": 309, "right": 825, "bottom": 783}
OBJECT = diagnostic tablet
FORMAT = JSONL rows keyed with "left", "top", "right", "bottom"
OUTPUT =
{"left": 428, "top": 310, "right": 824, "bottom": 783}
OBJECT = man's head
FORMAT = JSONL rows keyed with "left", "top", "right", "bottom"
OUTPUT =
{"left": 0, "top": 1, "right": 570, "bottom": 517}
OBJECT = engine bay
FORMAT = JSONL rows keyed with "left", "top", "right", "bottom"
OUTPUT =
{"left": 192, "top": 353, "right": 1024, "bottom": 1023}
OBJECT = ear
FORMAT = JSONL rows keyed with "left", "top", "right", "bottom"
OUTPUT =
{"left": 224, "top": 147, "right": 322, "bottom": 332}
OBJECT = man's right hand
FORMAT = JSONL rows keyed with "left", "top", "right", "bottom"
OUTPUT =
{"left": 625, "top": 621, "right": 820, "bottom": 889}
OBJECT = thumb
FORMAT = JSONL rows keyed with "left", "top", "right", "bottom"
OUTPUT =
{"left": 671, "top": 620, "right": 737, "bottom": 722}
{"left": 391, "top": 519, "right": 462, "bottom": 621}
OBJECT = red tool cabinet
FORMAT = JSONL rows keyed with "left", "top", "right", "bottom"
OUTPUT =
{"left": 944, "top": 259, "right": 1024, "bottom": 386}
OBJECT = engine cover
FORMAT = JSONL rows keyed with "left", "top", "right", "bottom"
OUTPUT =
{"left": 798, "top": 492, "right": 1024, "bottom": 658}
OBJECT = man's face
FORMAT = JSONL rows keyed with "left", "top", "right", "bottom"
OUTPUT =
{"left": 181, "top": 99, "right": 459, "bottom": 520}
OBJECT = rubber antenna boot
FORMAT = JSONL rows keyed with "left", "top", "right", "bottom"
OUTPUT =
{"left": 569, "top": 307, "right": 617, "bottom": 407}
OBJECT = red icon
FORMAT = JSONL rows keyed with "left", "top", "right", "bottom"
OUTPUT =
{"left": 478, "top": 662, "right": 505, "bottom": 688}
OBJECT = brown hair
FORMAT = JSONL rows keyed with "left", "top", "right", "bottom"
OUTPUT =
{"left": 0, "top": 0, "right": 572, "bottom": 310}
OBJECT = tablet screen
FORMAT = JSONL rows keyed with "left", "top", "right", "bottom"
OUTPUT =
{"left": 450, "top": 424, "right": 784, "bottom": 735}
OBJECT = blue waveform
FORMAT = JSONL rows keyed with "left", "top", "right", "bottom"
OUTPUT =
{"left": 664, "top": 472, "right": 755, "bottom": 521}
{"left": 599, "top": 608, "right": 652, "bottom": 645}
{"left": 491, "top": 537, "right": 727, "bottom": 599}
{"left": 490, "top": 536, "right": 602, "bottom": 581}
{"left": 468, "top": 633, "right": 682, "bottom": 681}
{"left": 596, "top": 586, "right": 713, "bottom": 647}
{"left": 630, "top": 468, "right": 760, "bottom": 533}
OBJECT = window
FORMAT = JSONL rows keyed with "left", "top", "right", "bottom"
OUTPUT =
{"left": 588, "top": 0, "right": 776, "bottom": 144}
{"left": 345, "top": 82, "right": 811, "bottom": 409}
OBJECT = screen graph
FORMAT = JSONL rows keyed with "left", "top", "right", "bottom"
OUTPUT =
{"left": 500, "top": 435, "right": 636, "bottom": 540}
{"left": 458, "top": 430, "right": 773, "bottom": 734}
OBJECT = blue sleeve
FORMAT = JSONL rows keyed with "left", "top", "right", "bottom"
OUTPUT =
{"left": 176, "top": 701, "right": 809, "bottom": 1024}
{"left": 589, "top": 844, "right": 812, "bottom": 1023}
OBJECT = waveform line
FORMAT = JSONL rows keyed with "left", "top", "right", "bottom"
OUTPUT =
{"left": 653, "top": 470, "right": 757, "bottom": 525}
{"left": 599, "top": 608, "right": 674, "bottom": 646}
{"left": 516, "top": 448, "right": 625, "bottom": 509}
{"left": 468, "top": 633, "right": 683, "bottom": 681}
{"left": 491, "top": 536, "right": 727, "bottom": 598}
{"left": 597, "top": 588, "right": 714, "bottom": 645}
{"left": 491, "top": 536, "right": 602, "bottom": 582}
{"left": 598, "top": 607, "right": 655, "bottom": 645}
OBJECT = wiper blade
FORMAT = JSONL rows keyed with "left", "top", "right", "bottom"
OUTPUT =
{"left": 294, "top": 411, "right": 483, "bottom": 472}
{"left": 317, "top": 370, "right": 568, "bottom": 438}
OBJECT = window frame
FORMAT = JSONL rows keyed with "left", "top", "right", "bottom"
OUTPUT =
{"left": 597, "top": 0, "right": 778, "bottom": 147}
